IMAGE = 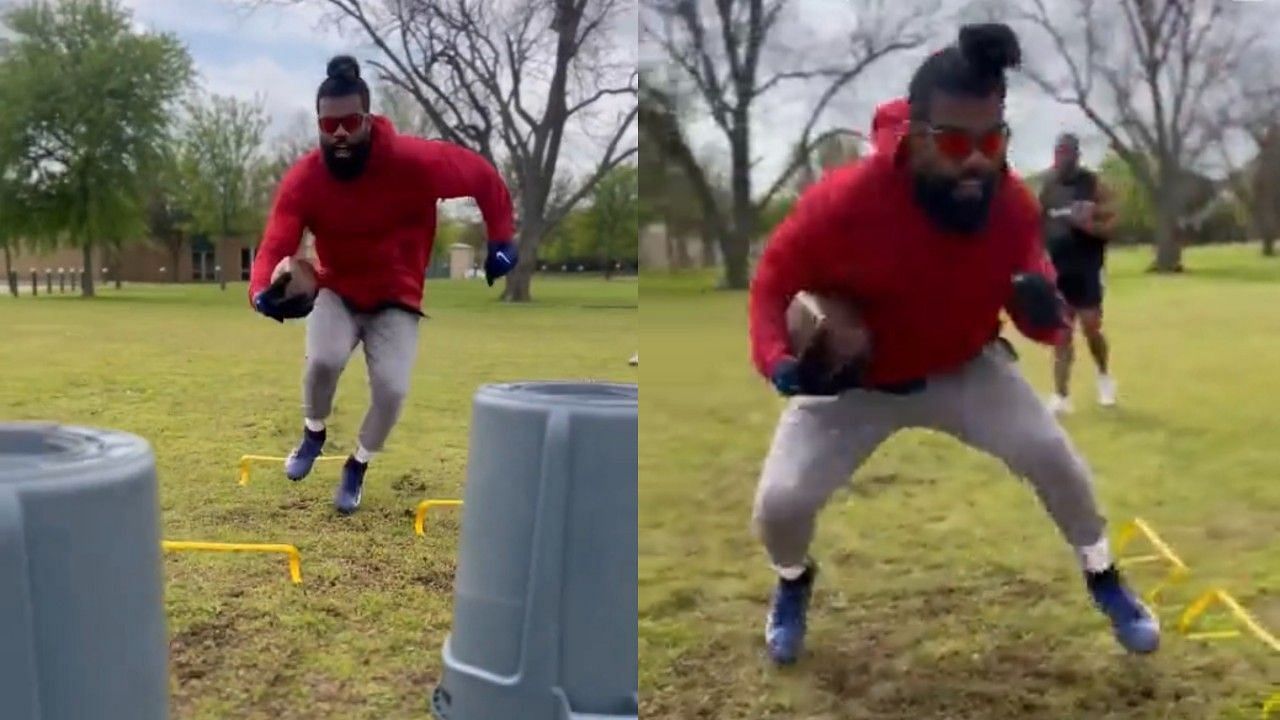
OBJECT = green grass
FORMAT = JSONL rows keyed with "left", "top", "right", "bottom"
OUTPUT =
{"left": 639, "top": 244, "right": 1279, "bottom": 719}
{"left": 0, "top": 275, "right": 636, "bottom": 719}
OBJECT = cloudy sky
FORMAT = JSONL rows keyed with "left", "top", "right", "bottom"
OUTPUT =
{"left": 117, "top": 0, "right": 363, "bottom": 145}
{"left": 642, "top": 0, "right": 1280, "bottom": 193}
{"left": 3, "top": 0, "right": 637, "bottom": 186}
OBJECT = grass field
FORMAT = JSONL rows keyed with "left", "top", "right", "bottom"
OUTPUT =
{"left": 0, "top": 276, "right": 636, "bottom": 719}
{"left": 639, "top": 244, "right": 1278, "bottom": 719}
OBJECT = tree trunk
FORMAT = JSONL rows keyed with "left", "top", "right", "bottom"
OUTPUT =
{"left": 673, "top": 234, "right": 692, "bottom": 269}
{"left": 1245, "top": 209, "right": 1276, "bottom": 257}
{"left": 170, "top": 237, "right": 182, "bottom": 283}
{"left": 722, "top": 119, "right": 754, "bottom": 290}
{"left": 81, "top": 243, "right": 96, "bottom": 297}
{"left": 4, "top": 245, "right": 16, "bottom": 297}
{"left": 1260, "top": 206, "right": 1278, "bottom": 257}
{"left": 701, "top": 236, "right": 716, "bottom": 268}
{"left": 502, "top": 262, "right": 534, "bottom": 302}
{"left": 1150, "top": 206, "right": 1184, "bottom": 273}
{"left": 501, "top": 220, "right": 540, "bottom": 303}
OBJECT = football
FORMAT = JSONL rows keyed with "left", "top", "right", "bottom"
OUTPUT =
{"left": 786, "top": 291, "right": 871, "bottom": 377}
{"left": 270, "top": 256, "right": 319, "bottom": 300}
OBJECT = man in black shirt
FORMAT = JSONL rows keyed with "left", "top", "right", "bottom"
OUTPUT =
{"left": 1039, "top": 133, "right": 1117, "bottom": 413}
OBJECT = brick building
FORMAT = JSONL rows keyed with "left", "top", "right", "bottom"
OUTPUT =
{"left": 4, "top": 233, "right": 317, "bottom": 286}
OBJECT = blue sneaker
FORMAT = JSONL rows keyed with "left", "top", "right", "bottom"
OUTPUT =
{"left": 1087, "top": 566, "right": 1161, "bottom": 654}
{"left": 334, "top": 456, "right": 366, "bottom": 515}
{"left": 765, "top": 563, "right": 817, "bottom": 665}
{"left": 284, "top": 427, "right": 325, "bottom": 481}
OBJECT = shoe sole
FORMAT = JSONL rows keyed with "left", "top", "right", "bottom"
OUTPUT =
{"left": 335, "top": 491, "right": 362, "bottom": 515}
{"left": 284, "top": 455, "right": 320, "bottom": 482}
{"left": 1118, "top": 628, "right": 1160, "bottom": 654}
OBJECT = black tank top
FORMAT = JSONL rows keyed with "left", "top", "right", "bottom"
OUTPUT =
{"left": 1039, "top": 168, "right": 1105, "bottom": 272}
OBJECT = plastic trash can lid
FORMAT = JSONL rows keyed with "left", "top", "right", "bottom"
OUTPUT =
{"left": 476, "top": 381, "right": 637, "bottom": 408}
{"left": 0, "top": 422, "right": 151, "bottom": 483}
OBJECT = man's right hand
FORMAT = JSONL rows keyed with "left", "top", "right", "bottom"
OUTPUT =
{"left": 252, "top": 273, "right": 314, "bottom": 323}
{"left": 770, "top": 357, "right": 804, "bottom": 396}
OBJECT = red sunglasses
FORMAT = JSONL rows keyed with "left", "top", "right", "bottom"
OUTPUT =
{"left": 318, "top": 113, "right": 366, "bottom": 135}
{"left": 922, "top": 123, "right": 1010, "bottom": 162}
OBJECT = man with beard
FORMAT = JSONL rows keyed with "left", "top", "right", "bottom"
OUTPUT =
{"left": 1040, "top": 132, "right": 1118, "bottom": 414}
{"left": 747, "top": 24, "right": 1159, "bottom": 665}
{"left": 249, "top": 55, "right": 517, "bottom": 515}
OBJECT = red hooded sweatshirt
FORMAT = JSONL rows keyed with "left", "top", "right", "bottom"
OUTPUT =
{"left": 748, "top": 98, "right": 1062, "bottom": 387}
{"left": 249, "top": 115, "right": 515, "bottom": 314}
{"left": 869, "top": 97, "right": 909, "bottom": 157}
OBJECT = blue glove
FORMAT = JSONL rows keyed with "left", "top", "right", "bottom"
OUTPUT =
{"left": 770, "top": 357, "right": 804, "bottom": 396}
{"left": 484, "top": 240, "right": 518, "bottom": 287}
{"left": 773, "top": 354, "right": 866, "bottom": 397}
{"left": 253, "top": 273, "right": 314, "bottom": 323}
{"left": 1010, "top": 272, "right": 1067, "bottom": 331}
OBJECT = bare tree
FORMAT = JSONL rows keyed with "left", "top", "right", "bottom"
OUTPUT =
{"left": 1007, "top": 0, "right": 1262, "bottom": 272}
{"left": 376, "top": 81, "right": 436, "bottom": 137}
{"left": 262, "top": 0, "right": 637, "bottom": 302}
{"left": 642, "top": 0, "right": 933, "bottom": 289}
{"left": 1211, "top": 50, "right": 1280, "bottom": 257}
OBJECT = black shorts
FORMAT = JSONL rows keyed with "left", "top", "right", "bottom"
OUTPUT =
{"left": 1055, "top": 267, "right": 1104, "bottom": 310}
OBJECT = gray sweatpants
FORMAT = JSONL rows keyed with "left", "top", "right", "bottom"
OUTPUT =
{"left": 302, "top": 289, "right": 421, "bottom": 453}
{"left": 753, "top": 340, "right": 1105, "bottom": 568}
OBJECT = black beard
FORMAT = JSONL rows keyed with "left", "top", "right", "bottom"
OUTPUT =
{"left": 322, "top": 140, "right": 372, "bottom": 182}
{"left": 912, "top": 171, "right": 998, "bottom": 234}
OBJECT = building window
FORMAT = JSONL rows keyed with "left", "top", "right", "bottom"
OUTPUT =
{"left": 192, "top": 250, "right": 214, "bottom": 281}
{"left": 240, "top": 247, "right": 254, "bottom": 280}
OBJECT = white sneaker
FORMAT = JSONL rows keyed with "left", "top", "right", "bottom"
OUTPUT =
{"left": 1098, "top": 375, "right": 1117, "bottom": 407}
{"left": 1046, "top": 394, "right": 1073, "bottom": 415}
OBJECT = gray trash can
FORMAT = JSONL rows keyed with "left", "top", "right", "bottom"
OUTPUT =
{"left": 0, "top": 422, "right": 169, "bottom": 720}
{"left": 432, "top": 382, "right": 638, "bottom": 720}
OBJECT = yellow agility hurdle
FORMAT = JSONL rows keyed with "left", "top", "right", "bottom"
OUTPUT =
{"left": 237, "top": 454, "right": 344, "bottom": 486}
{"left": 1179, "top": 589, "right": 1280, "bottom": 654}
{"left": 1261, "top": 691, "right": 1279, "bottom": 719}
{"left": 414, "top": 499, "right": 463, "bottom": 536}
{"left": 161, "top": 541, "right": 303, "bottom": 585}
{"left": 1114, "top": 517, "right": 1191, "bottom": 605}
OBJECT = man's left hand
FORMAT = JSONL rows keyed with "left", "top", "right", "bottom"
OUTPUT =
{"left": 1011, "top": 272, "right": 1068, "bottom": 331}
{"left": 484, "top": 240, "right": 519, "bottom": 287}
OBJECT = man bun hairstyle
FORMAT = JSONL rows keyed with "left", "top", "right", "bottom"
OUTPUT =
{"left": 907, "top": 23, "right": 1022, "bottom": 121}
{"left": 317, "top": 54, "right": 370, "bottom": 112}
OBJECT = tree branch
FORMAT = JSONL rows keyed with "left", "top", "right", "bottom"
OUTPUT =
{"left": 545, "top": 105, "right": 637, "bottom": 229}
{"left": 755, "top": 127, "right": 863, "bottom": 212}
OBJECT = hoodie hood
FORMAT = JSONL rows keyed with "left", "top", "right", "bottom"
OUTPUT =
{"left": 366, "top": 113, "right": 397, "bottom": 170}
{"left": 870, "top": 98, "right": 910, "bottom": 158}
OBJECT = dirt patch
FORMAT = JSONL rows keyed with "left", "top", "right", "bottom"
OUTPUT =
{"left": 640, "top": 636, "right": 750, "bottom": 720}
{"left": 848, "top": 472, "right": 938, "bottom": 498}
{"left": 170, "top": 614, "right": 239, "bottom": 682}
{"left": 644, "top": 586, "right": 704, "bottom": 619}
{"left": 337, "top": 553, "right": 407, "bottom": 590}
{"left": 391, "top": 470, "right": 428, "bottom": 494}
{"left": 277, "top": 496, "right": 315, "bottom": 512}
{"left": 414, "top": 562, "right": 457, "bottom": 593}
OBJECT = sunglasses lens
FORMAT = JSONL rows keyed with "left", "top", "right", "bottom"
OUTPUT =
{"left": 978, "top": 129, "right": 1007, "bottom": 158}
{"left": 319, "top": 114, "right": 362, "bottom": 134}
{"left": 934, "top": 130, "right": 973, "bottom": 161}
